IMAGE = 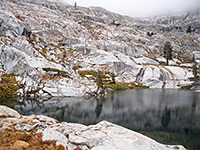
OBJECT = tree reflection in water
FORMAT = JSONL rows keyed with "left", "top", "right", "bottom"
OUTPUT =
{"left": 161, "top": 106, "right": 171, "bottom": 129}
{"left": 95, "top": 97, "right": 105, "bottom": 119}
{"left": 14, "top": 89, "right": 200, "bottom": 150}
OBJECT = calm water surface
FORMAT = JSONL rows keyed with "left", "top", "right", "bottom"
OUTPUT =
{"left": 14, "top": 89, "right": 200, "bottom": 150}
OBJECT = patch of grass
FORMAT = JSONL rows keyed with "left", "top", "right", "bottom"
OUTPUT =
{"left": 42, "top": 75, "right": 61, "bottom": 81}
{"left": 78, "top": 70, "right": 115, "bottom": 78}
{"left": 0, "top": 74, "right": 19, "bottom": 97}
{"left": 106, "top": 83, "right": 129, "bottom": 90}
{"left": 182, "top": 57, "right": 193, "bottom": 63}
{"left": 43, "top": 68, "right": 70, "bottom": 78}
{"left": 78, "top": 70, "right": 99, "bottom": 78}
{"left": 42, "top": 47, "right": 47, "bottom": 54}
{"left": 104, "top": 71, "right": 115, "bottom": 77}
{"left": 106, "top": 82, "right": 149, "bottom": 91}
{"left": 181, "top": 85, "right": 192, "bottom": 90}
{"left": 135, "top": 84, "right": 149, "bottom": 88}
{"left": 128, "top": 82, "right": 149, "bottom": 89}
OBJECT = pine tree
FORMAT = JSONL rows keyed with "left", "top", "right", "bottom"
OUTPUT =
{"left": 193, "top": 54, "right": 197, "bottom": 81}
{"left": 96, "top": 70, "right": 103, "bottom": 93}
{"left": 186, "top": 26, "right": 192, "bottom": 33}
{"left": 74, "top": 2, "right": 77, "bottom": 9}
{"left": 163, "top": 41, "right": 173, "bottom": 65}
{"left": 111, "top": 73, "right": 115, "bottom": 84}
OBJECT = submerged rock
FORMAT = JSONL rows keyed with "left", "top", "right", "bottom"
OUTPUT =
{"left": 0, "top": 105, "right": 186, "bottom": 150}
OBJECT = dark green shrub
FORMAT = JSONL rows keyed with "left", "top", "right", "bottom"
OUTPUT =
{"left": 0, "top": 74, "right": 18, "bottom": 97}
{"left": 181, "top": 85, "right": 192, "bottom": 90}
{"left": 43, "top": 68, "right": 70, "bottom": 78}
{"left": 107, "top": 83, "right": 129, "bottom": 90}
{"left": 78, "top": 70, "right": 99, "bottom": 77}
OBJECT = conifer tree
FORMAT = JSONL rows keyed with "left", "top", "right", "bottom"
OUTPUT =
{"left": 74, "top": 2, "right": 77, "bottom": 9}
{"left": 111, "top": 73, "right": 115, "bottom": 84}
{"left": 163, "top": 41, "right": 173, "bottom": 65}
{"left": 193, "top": 54, "right": 197, "bottom": 81}
{"left": 186, "top": 26, "right": 192, "bottom": 33}
{"left": 96, "top": 70, "right": 103, "bottom": 93}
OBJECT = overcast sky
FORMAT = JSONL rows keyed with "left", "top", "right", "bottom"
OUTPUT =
{"left": 61, "top": 0, "right": 200, "bottom": 17}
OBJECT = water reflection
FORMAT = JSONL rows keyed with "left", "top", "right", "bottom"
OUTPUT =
{"left": 161, "top": 106, "right": 171, "bottom": 129}
{"left": 14, "top": 89, "right": 200, "bottom": 150}
{"left": 0, "top": 97, "right": 18, "bottom": 109}
{"left": 95, "top": 97, "right": 105, "bottom": 119}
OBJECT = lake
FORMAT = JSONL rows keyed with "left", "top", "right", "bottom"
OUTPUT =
{"left": 13, "top": 89, "right": 200, "bottom": 150}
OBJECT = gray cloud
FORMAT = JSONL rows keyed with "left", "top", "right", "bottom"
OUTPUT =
{"left": 61, "top": 0, "right": 200, "bottom": 17}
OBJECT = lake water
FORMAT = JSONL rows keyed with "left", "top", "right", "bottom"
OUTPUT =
{"left": 13, "top": 89, "right": 200, "bottom": 150}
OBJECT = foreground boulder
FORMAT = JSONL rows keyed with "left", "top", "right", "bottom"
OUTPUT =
{"left": 0, "top": 105, "right": 21, "bottom": 118}
{"left": 0, "top": 105, "right": 186, "bottom": 150}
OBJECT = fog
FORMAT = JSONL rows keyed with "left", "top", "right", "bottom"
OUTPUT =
{"left": 60, "top": 0, "right": 200, "bottom": 17}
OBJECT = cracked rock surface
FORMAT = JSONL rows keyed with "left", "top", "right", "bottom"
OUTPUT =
{"left": 0, "top": 0, "right": 199, "bottom": 97}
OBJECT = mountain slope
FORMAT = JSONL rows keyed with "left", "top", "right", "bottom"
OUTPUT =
{"left": 0, "top": 0, "right": 199, "bottom": 97}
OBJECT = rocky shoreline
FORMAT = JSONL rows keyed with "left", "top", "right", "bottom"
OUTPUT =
{"left": 0, "top": 105, "right": 186, "bottom": 150}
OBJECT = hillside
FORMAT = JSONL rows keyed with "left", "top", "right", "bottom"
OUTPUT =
{"left": 0, "top": 0, "right": 200, "bottom": 97}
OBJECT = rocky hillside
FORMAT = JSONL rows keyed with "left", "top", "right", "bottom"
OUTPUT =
{"left": 0, "top": 0, "right": 200, "bottom": 97}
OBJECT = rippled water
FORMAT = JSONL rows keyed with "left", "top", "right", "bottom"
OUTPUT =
{"left": 14, "top": 89, "right": 200, "bottom": 150}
